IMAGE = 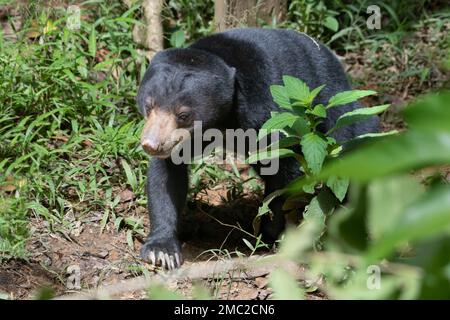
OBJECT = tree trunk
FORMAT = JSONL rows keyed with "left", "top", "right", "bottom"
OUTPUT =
{"left": 214, "top": 0, "right": 287, "bottom": 32}
{"left": 129, "top": 0, "right": 164, "bottom": 60}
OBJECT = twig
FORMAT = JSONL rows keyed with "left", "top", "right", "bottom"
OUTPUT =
{"left": 54, "top": 255, "right": 305, "bottom": 300}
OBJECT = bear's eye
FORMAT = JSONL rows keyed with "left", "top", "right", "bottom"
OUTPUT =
{"left": 177, "top": 112, "right": 190, "bottom": 122}
{"left": 144, "top": 97, "right": 155, "bottom": 116}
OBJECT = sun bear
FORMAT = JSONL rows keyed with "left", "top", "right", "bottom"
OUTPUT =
{"left": 136, "top": 28, "right": 379, "bottom": 269}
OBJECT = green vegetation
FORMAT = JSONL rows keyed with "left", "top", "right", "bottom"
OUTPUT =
{"left": 0, "top": 1, "right": 148, "bottom": 260}
{"left": 266, "top": 91, "right": 450, "bottom": 299}
{"left": 249, "top": 76, "right": 392, "bottom": 232}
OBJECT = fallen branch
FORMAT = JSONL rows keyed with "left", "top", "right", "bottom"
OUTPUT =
{"left": 55, "top": 255, "right": 306, "bottom": 300}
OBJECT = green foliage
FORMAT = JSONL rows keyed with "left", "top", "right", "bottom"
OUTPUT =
{"left": 0, "top": 197, "right": 28, "bottom": 260}
{"left": 0, "top": 1, "right": 148, "bottom": 259}
{"left": 162, "top": 0, "right": 214, "bottom": 46}
{"left": 249, "top": 75, "right": 386, "bottom": 214}
{"left": 270, "top": 91, "right": 450, "bottom": 299}
{"left": 284, "top": 0, "right": 340, "bottom": 40}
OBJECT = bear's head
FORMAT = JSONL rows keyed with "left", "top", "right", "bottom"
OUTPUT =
{"left": 137, "top": 48, "right": 236, "bottom": 158}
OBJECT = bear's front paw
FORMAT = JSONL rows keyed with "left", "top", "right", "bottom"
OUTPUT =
{"left": 140, "top": 237, "right": 183, "bottom": 270}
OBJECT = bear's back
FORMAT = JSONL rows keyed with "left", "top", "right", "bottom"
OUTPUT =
{"left": 190, "top": 28, "right": 379, "bottom": 140}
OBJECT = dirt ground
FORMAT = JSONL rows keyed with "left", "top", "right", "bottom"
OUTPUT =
{"left": 0, "top": 169, "right": 326, "bottom": 300}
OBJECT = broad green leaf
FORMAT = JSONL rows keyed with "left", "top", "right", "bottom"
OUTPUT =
{"left": 403, "top": 91, "right": 450, "bottom": 132}
{"left": 291, "top": 117, "right": 310, "bottom": 136}
{"left": 366, "top": 186, "right": 450, "bottom": 263}
{"left": 308, "top": 104, "right": 327, "bottom": 118}
{"left": 315, "top": 131, "right": 450, "bottom": 183}
{"left": 170, "top": 29, "right": 185, "bottom": 48}
{"left": 300, "top": 133, "right": 328, "bottom": 174}
{"left": 327, "top": 90, "right": 377, "bottom": 108}
{"left": 269, "top": 268, "right": 304, "bottom": 300}
{"left": 283, "top": 75, "right": 310, "bottom": 102}
{"left": 260, "top": 112, "right": 297, "bottom": 132}
{"left": 323, "top": 16, "right": 339, "bottom": 32}
{"left": 304, "top": 196, "right": 326, "bottom": 227}
{"left": 247, "top": 148, "right": 297, "bottom": 163}
{"left": 367, "top": 176, "right": 424, "bottom": 240}
{"left": 329, "top": 104, "right": 390, "bottom": 134}
{"left": 270, "top": 85, "right": 292, "bottom": 110}
{"left": 303, "top": 189, "right": 337, "bottom": 229}
{"left": 326, "top": 176, "right": 349, "bottom": 202}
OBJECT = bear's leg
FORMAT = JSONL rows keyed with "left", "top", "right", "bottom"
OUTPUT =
{"left": 257, "top": 157, "right": 300, "bottom": 245}
{"left": 140, "top": 158, "right": 188, "bottom": 269}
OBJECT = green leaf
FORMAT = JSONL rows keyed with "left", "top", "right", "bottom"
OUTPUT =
{"left": 317, "top": 131, "right": 450, "bottom": 183}
{"left": 261, "top": 112, "right": 298, "bottom": 131}
{"left": 121, "top": 159, "right": 138, "bottom": 190}
{"left": 300, "top": 133, "right": 328, "bottom": 174}
{"left": 302, "top": 181, "right": 316, "bottom": 194}
{"left": 291, "top": 117, "right": 310, "bottom": 136}
{"left": 269, "top": 268, "right": 304, "bottom": 300}
{"left": 247, "top": 148, "right": 297, "bottom": 163}
{"left": 367, "top": 176, "right": 424, "bottom": 241}
{"left": 307, "top": 104, "right": 327, "bottom": 118}
{"left": 283, "top": 75, "right": 310, "bottom": 102}
{"left": 270, "top": 85, "right": 292, "bottom": 110}
{"left": 259, "top": 112, "right": 298, "bottom": 140}
{"left": 242, "top": 238, "right": 255, "bottom": 251}
{"left": 304, "top": 196, "right": 326, "bottom": 227}
{"left": 366, "top": 186, "right": 450, "bottom": 263}
{"left": 403, "top": 91, "right": 450, "bottom": 132}
{"left": 88, "top": 28, "right": 97, "bottom": 57}
{"left": 264, "top": 136, "right": 300, "bottom": 150}
{"left": 303, "top": 189, "right": 337, "bottom": 229}
{"left": 256, "top": 189, "right": 285, "bottom": 219}
{"left": 329, "top": 104, "right": 390, "bottom": 134}
{"left": 323, "top": 16, "right": 339, "bottom": 32}
{"left": 327, "top": 90, "right": 377, "bottom": 109}
{"left": 170, "top": 29, "right": 186, "bottom": 48}
{"left": 326, "top": 176, "right": 349, "bottom": 202}
{"left": 308, "top": 84, "right": 326, "bottom": 103}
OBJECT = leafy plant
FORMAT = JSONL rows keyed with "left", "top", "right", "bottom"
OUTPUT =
{"left": 248, "top": 75, "right": 390, "bottom": 228}
{"left": 282, "top": 0, "right": 340, "bottom": 41}
{"left": 269, "top": 91, "right": 450, "bottom": 299}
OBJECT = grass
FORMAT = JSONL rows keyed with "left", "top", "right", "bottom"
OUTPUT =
{"left": 0, "top": 1, "right": 148, "bottom": 260}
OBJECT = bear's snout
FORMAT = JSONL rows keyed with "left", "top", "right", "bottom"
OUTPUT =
{"left": 141, "top": 108, "right": 182, "bottom": 158}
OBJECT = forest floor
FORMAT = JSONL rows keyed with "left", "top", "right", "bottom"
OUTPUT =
{"left": 0, "top": 166, "right": 326, "bottom": 300}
